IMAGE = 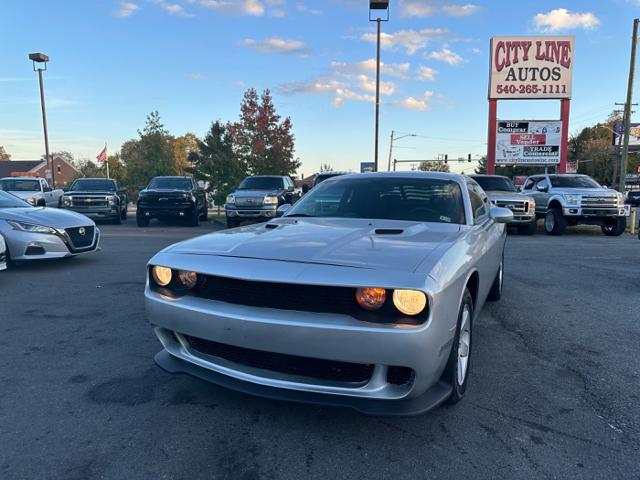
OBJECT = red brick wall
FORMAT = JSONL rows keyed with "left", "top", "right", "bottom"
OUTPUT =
{"left": 32, "top": 157, "right": 78, "bottom": 187}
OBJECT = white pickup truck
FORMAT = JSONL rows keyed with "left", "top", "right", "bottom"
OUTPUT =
{"left": 0, "top": 176, "right": 64, "bottom": 207}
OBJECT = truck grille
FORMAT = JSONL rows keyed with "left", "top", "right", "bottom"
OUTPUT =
{"left": 70, "top": 196, "right": 108, "bottom": 208}
{"left": 183, "top": 335, "right": 374, "bottom": 384}
{"left": 139, "top": 193, "right": 191, "bottom": 207}
{"left": 494, "top": 200, "right": 528, "bottom": 213}
{"left": 581, "top": 196, "right": 619, "bottom": 209}
{"left": 235, "top": 197, "right": 264, "bottom": 207}
{"left": 65, "top": 226, "right": 95, "bottom": 250}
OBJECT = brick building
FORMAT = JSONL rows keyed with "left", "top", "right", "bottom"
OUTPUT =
{"left": 0, "top": 156, "right": 79, "bottom": 187}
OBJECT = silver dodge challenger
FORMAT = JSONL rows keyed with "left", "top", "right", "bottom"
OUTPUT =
{"left": 146, "top": 172, "right": 512, "bottom": 415}
{"left": 0, "top": 190, "right": 100, "bottom": 264}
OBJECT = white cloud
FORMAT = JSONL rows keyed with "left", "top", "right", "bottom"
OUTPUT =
{"left": 428, "top": 46, "right": 463, "bottom": 65}
{"left": 242, "top": 37, "right": 309, "bottom": 56}
{"left": 361, "top": 28, "right": 451, "bottom": 55}
{"left": 394, "top": 91, "right": 434, "bottom": 111}
{"left": 417, "top": 66, "right": 437, "bottom": 81}
{"left": 355, "top": 75, "right": 396, "bottom": 95}
{"left": 115, "top": 2, "right": 139, "bottom": 17}
{"left": 278, "top": 78, "right": 375, "bottom": 108}
{"left": 330, "top": 59, "right": 411, "bottom": 78}
{"left": 195, "top": 0, "right": 269, "bottom": 16}
{"left": 399, "top": 1, "right": 480, "bottom": 17}
{"left": 442, "top": 3, "right": 480, "bottom": 16}
{"left": 296, "top": 2, "right": 322, "bottom": 15}
{"left": 533, "top": 8, "right": 599, "bottom": 32}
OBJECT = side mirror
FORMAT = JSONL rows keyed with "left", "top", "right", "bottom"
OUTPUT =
{"left": 490, "top": 206, "right": 514, "bottom": 224}
{"left": 302, "top": 184, "right": 310, "bottom": 194}
{"left": 43, "top": 186, "right": 52, "bottom": 192}
{"left": 276, "top": 204, "right": 292, "bottom": 217}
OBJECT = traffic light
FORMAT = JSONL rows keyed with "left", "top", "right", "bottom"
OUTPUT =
{"left": 468, "top": 154, "right": 472, "bottom": 162}
{"left": 444, "top": 154, "right": 448, "bottom": 164}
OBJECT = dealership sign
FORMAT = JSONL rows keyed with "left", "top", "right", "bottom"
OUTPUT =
{"left": 489, "top": 36, "right": 575, "bottom": 99}
{"left": 496, "top": 121, "right": 562, "bottom": 165}
{"left": 612, "top": 123, "right": 640, "bottom": 152}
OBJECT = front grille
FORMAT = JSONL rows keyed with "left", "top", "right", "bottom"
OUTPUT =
{"left": 184, "top": 335, "right": 374, "bottom": 384}
{"left": 192, "top": 274, "right": 358, "bottom": 314}
{"left": 495, "top": 200, "right": 528, "bottom": 213}
{"left": 235, "top": 197, "right": 264, "bottom": 207}
{"left": 66, "top": 226, "right": 95, "bottom": 249}
{"left": 581, "top": 196, "right": 618, "bottom": 209}
{"left": 71, "top": 196, "right": 108, "bottom": 208}
{"left": 140, "top": 193, "right": 191, "bottom": 207}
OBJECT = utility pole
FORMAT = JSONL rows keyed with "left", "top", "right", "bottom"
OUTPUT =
{"left": 374, "top": 17, "right": 381, "bottom": 172}
{"left": 620, "top": 18, "right": 639, "bottom": 193}
{"left": 387, "top": 130, "right": 395, "bottom": 172}
{"left": 29, "top": 52, "right": 55, "bottom": 188}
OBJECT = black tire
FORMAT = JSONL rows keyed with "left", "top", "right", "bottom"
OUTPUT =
{"left": 226, "top": 218, "right": 240, "bottom": 229}
{"left": 189, "top": 209, "right": 200, "bottom": 227}
{"left": 601, "top": 217, "right": 626, "bottom": 236}
{"left": 37, "top": 199, "right": 46, "bottom": 207}
{"left": 112, "top": 213, "right": 122, "bottom": 225}
{"left": 121, "top": 207, "right": 128, "bottom": 221}
{"left": 487, "top": 258, "right": 503, "bottom": 302}
{"left": 544, "top": 207, "right": 566, "bottom": 236}
{"left": 200, "top": 207, "right": 208, "bottom": 221}
{"left": 136, "top": 214, "right": 150, "bottom": 227}
{"left": 443, "top": 289, "right": 474, "bottom": 405}
{"left": 518, "top": 221, "right": 537, "bottom": 236}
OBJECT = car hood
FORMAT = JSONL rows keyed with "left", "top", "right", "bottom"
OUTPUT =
{"left": 485, "top": 191, "right": 532, "bottom": 202}
{"left": 166, "top": 218, "right": 462, "bottom": 272}
{"left": 234, "top": 189, "right": 282, "bottom": 198}
{"left": 0, "top": 207, "right": 95, "bottom": 228}
{"left": 550, "top": 187, "right": 619, "bottom": 196}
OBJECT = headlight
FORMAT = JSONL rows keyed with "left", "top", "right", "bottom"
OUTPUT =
{"left": 62, "top": 196, "right": 72, "bottom": 206}
{"left": 355, "top": 287, "right": 386, "bottom": 311}
{"left": 151, "top": 266, "right": 172, "bottom": 287}
{"left": 264, "top": 195, "right": 279, "bottom": 205}
{"left": 7, "top": 220, "right": 57, "bottom": 235}
{"left": 528, "top": 199, "right": 536, "bottom": 210}
{"left": 177, "top": 270, "right": 198, "bottom": 289}
{"left": 563, "top": 194, "right": 581, "bottom": 205}
{"left": 108, "top": 195, "right": 118, "bottom": 205}
{"left": 392, "top": 290, "right": 427, "bottom": 316}
{"left": 226, "top": 194, "right": 235, "bottom": 204}
{"left": 26, "top": 197, "right": 37, "bottom": 206}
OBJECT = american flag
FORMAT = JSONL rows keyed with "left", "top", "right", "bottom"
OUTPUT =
{"left": 96, "top": 145, "right": 107, "bottom": 163}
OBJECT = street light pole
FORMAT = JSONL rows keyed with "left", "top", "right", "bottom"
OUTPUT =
{"left": 620, "top": 18, "right": 639, "bottom": 193}
{"left": 369, "top": 1, "right": 389, "bottom": 172}
{"left": 29, "top": 52, "right": 55, "bottom": 188}
{"left": 387, "top": 131, "right": 417, "bottom": 171}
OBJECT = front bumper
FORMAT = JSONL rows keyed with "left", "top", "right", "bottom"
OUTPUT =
{"left": 145, "top": 269, "right": 456, "bottom": 414}
{"left": 63, "top": 206, "right": 120, "bottom": 220}
{"left": 137, "top": 204, "right": 196, "bottom": 219}
{"left": 225, "top": 205, "right": 277, "bottom": 220}
{"left": 562, "top": 206, "right": 626, "bottom": 217}
{"left": 506, "top": 214, "right": 536, "bottom": 225}
{"left": 3, "top": 227, "right": 101, "bottom": 261}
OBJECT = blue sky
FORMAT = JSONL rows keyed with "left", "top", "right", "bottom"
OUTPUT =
{"left": 0, "top": 0, "right": 638, "bottom": 175}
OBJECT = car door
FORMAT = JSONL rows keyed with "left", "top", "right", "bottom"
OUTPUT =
{"left": 523, "top": 177, "right": 544, "bottom": 215}
{"left": 532, "top": 177, "right": 552, "bottom": 214}
{"left": 466, "top": 181, "right": 502, "bottom": 302}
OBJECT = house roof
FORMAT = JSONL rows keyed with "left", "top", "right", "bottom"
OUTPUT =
{"left": 0, "top": 160, "right": 45, "bottom": 178}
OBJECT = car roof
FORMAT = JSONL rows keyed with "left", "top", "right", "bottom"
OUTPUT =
{"left": 0, "top": 176, "right": 40, "bottom": 181}
{"left": 323, "top": 171, "right": 466, "bottom": 183}
{"left": 75, "top": 177, "right": 116, "bottom": 181}
{"left": 468, "top": 174, "right": 510, "bottom": 180}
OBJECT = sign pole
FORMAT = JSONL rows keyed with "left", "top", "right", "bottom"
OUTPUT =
{"left": 559, "top": 98, "right": 570, "bottom": 173}
{"left": 487, "top": 99, "right": 497, "bottom": 175}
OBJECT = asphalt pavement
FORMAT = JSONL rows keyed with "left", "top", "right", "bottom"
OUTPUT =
{"left": 1, "top": 220, "right": 639, "bottom": 480}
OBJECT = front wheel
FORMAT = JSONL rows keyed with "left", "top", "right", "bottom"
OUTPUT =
{"left": 544, "top": 207, "right": 567, "bottom": 236}
{"left": 443, "top": 289, "right": 473, "bottom": 405}
{"left": 136, "top": 214, "right": 150, "bottom": 227}
{"left": 189, "top": 209, "right": 200, "bottom": 227}
{"left": 601, "top": 217, "right": 626, "bottom": 236}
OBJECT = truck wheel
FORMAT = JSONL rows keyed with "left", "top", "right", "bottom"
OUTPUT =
{"left": 37, "top": 199, "right": 46, "bottom": 207}
{"left": 544, "top": 207, "right": 566, "bottom": 236}
{"left": 189, "top": 209, "right": 200, "bottom": 227}
{"left": 200, "top": 208, "right": 208, "bottom": 221}
{"left": 601, "top": 217, "right": 626, "bottom": 236}
{"left": 136, "top": 215, "right": 150, "bottom": 227}
{"left": 112, "top": 214, "right": 122, "bottom": 225}
{"left": 121, "top": 208, "right": 128, "bottom": 221}
{"left": 518, "top": 221, "right": 537, "bottom": 236}
{"left": 443, "top": 288, "right": 473, "bottom": 405}
{"left": 226, "top": 218, "right": 239, "bottom": 229}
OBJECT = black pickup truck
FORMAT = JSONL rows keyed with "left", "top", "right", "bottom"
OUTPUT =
{"left": 137, "top": 176, "right": 207, "bottom": 227}
{"left": 61, "top": 178, "right": 128, "bottom": 224}
{"left": 224, "top": 175, "right": 301, "bottom": 228}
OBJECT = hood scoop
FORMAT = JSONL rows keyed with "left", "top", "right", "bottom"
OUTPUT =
{"left": 265, "top": 224, "right": 280, "bottom": 230}
{"left": 374, "top": 228, "right": 404, "bottom": 235}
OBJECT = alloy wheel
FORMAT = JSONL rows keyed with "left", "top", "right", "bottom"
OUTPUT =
{"left": 457, "top": 305, "right": 472, "bottom": 386}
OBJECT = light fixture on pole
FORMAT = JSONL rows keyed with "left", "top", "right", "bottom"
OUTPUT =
{"left": 28, "top": 52, "right": 55, "bottom": 188}
{"left": 369, "top": 0, "right": 389, "bottom": 173}
{"left": 387, "top": 131, "right": 417, "bottom": 171}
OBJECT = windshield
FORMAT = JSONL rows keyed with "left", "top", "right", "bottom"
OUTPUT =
{"left": 148, "top": 178, "right": 192, "bottom": 190}
{"left": 0, "top": 179, "right": 40, "bottom": 191}
{"left": 70, "top": 179, "right": 117, "bottom": 192}
{"left": 550, "top": 176, "right": 601, "bottom": 189}
{"left": 0, "top": 190, "right": 31, "bottom": 208}
{"left": 286, "top": 177, "right": 465, "bottom": 224}
{"left": 238, "top": 177, "right": 284, "bottom": 190}
{"left": 472, "top": 176, "right": 516, "bottom": 192}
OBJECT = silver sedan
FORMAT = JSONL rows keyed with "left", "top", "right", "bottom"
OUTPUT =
{"left": 0, "top": 190, "right": 100, "bottom": 264}
{"left": 145, "top": 172, "right": 512, "bottom": 415}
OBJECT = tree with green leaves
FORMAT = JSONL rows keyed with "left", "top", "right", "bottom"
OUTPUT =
{"left": 0, "top": 146, "right": 11, "bottom": 161}
{"left": 230, "top": 89, "right": 299, "bottom": 176}
{"left": 190, "top": 121, "right": 246, "bottom": 206}
{"left": 121, "top": 111, "right": 177, "bottom": 190}
{"left": 419, "top": 160, "right": 450, "bottom": 172}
